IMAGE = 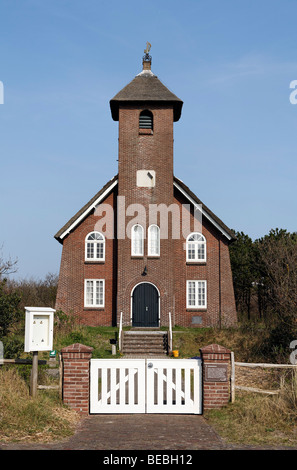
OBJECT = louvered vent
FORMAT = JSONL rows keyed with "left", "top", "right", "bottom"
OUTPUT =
{"left": 139, "top": 110, "right": 153, "bottom": 130}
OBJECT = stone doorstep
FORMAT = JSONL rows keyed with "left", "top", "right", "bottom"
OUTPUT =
{"left": 121, "top": 355, "right": 168, "bottom": 359}
{"left": 124, "top": 330, "right": 166, "bottom": 335}
{"left": 122, "top": 330, "right": 168, "bottom": 356}
{"left": 124, "top": 338, "right": 165, "bottom": 342}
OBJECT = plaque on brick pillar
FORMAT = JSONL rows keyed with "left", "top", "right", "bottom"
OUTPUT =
{"left": 205, "top": 363, "right": 228, "bottom": 382}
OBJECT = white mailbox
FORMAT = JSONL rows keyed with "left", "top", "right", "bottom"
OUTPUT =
{"left": 24, "top": 307, "right": 55, "bottom": 352}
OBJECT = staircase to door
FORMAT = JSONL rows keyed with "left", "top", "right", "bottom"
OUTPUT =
{"left": 122, "top": 330, "right": 168, "bottom": 357}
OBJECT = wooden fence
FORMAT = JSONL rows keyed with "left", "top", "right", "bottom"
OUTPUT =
{"left": 230, "top": 352, "right": 297, "bottom": 401}
{"left": 0, "top": 355, "right": 62, "bottom": 396}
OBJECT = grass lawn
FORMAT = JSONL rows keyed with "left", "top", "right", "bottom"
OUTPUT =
{"left": 205, "top": 389, "right": 297, "bottom": 448}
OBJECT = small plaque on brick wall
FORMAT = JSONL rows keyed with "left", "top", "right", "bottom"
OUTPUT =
{"left": 205, "top": 363, "right": 228, "bottom": 382}
{"left": 192, "top": 316, "right": 202, "bottom": 325}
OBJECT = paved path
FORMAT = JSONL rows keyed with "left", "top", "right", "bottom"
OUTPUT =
{"left": 0, "top": 414, "right": 295, "bottom": 451}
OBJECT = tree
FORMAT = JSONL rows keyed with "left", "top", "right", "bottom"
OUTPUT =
{"left": 256, "top": 229, "right": 297, "bottom": 322}
{"left": 229, "top": 231, "right": 258, "bottom": 320}
{"left": 0, "top": 247, "right": 18, "bottom": 278}
{"left": 0, "top": 278, "right": 21, "bottom": 336}
{"left": 252, "top": 229, "right": 297, "bottom": 359}
{"left": 8, "top": 272, "right": 58, "bottom": 310}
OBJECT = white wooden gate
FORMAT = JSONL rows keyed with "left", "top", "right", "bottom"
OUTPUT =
{"left": 90, "top": 358, "right": 202, "bottom": 414}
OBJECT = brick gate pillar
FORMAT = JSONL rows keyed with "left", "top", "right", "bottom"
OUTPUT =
{"left": 199, "top": 344, "right": 231, "bottom": 410}
{"left": 61, "top": 343, "right": 93, "bottom": 415}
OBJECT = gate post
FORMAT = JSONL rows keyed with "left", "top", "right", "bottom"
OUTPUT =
{"left": 61, "top": 343, "right": 93, "bottom": 415}
{"left": 199, "top": 344, "right": 231, "bottom": 410}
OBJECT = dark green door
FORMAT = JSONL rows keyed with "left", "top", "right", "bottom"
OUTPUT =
{"left": 132, "top": 283, "right": 159, "bottom": 327}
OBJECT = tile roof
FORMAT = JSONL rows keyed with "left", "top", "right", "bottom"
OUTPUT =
{"left": 110, "top": 72, "right": 183, "bottom": 122}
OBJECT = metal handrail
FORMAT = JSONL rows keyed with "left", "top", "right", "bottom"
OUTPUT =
{"left": 168, "top": 312, "right": 173, "bottom": 352}
{"left": 119, "top": 311, "right": 123, "bottom": 351}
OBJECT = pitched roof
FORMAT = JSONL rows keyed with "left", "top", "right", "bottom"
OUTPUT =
{"left": 54, "top": 175, "right": 118, "bottom": 243}
{"left": 110, "top": 71, "right": 183, "bottom": 122}
{"left": 54, "top": 174, "right": 235, "bottom": 243}
{"left": 173, "top": 177, "right": 236, "bottom": 242}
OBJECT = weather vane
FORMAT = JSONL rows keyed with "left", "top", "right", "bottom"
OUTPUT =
{"left": 144, "top": 42, "right": 151, "bottom": 54}
{"left": 143, "top": 42, "right": 152, "bottom": 62}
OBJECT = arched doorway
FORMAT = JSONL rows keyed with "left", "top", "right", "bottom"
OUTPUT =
{"left": 131, "top": 282, "right": 159, "bottom": 327}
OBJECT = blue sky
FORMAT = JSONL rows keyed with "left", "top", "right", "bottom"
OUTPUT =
{"left": 0, "top": 0, "right": 297, "bottom": 280}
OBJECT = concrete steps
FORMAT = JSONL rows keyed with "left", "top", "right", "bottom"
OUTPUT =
{"left": 122, "top": 330, "right": 168, "bottom": 357}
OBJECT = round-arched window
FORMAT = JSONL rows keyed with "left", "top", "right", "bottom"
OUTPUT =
{"left": 85, "top": 232, "right": 105, "bottom": 261}
{"left": 186, "top": 233, "right": 206, "bottom": 262}
{"left": 131, "top": 224, "right": 144, "bottom": 256}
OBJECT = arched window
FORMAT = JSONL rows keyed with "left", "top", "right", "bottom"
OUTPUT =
{"left": 148, "top": 225, "right": 160, "bottom": 256}
{"left": 131, "top": 224, "right": 144, "bottom": 256}
{"left": 139, "top": 110, "right": 153, "bottom": 130}
{"left": 186, "top": 233, "right": 206, "bottom": 262}
{"left": 85, "top": 232, "right": 105, "bottom": 261}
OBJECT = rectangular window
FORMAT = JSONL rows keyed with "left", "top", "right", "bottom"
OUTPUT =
{"left": 84, "top": 279, "right": 105, "bottom": 308}
{"left": 186, "top": 280, "right": 207, "bottom": 309}
{"left": 87, "top": 242, "right": 94, "bottom": 259}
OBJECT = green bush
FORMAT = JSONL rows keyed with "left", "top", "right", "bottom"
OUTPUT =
{"left": 0, "top": 279, "right": 21, "bottom": 336}
{"left": 1, "top": 336, "right": 24, "bottom": 359}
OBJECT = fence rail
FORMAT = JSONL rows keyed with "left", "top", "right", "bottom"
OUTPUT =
{"left": 0, "top": 358, "right": 47, "bottom": 365}
{"left": 235, "top": 362, "right": 297, "bottom": 369}
{"left": 1, "top": 354, "right": 63, "bottom": 398}
{"left": 232, "top": 359, "right": 297, "bottom": 398}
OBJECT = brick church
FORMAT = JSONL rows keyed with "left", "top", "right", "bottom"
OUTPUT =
{"left": 54, "top": 49, "right": 237, "bottom": 329}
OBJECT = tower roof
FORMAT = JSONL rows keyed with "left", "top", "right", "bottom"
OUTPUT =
{"left": 110, "top": 51, "right": 183, "bottom": 122}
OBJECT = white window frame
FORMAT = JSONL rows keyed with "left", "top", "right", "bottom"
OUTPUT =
{"left": 186, "top": 232, "right": 206, "bottom": 263}
{"left": 186, "top": 280, "right": 207, "bottom": 309}
{"left": 85, "top": 231, "right": 105, "bottom": 262}
{"left": 84, "top": 279, "right": 105, "bottom": 308}
{"left": 131, "top": 224, "right": 144, "bottom": 257}
{"left": 148, "top": 224, "right": 160, "bottom": 256}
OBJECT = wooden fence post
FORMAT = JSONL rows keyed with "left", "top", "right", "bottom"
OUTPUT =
{"left": 231, "top": 351, "right": 235, "bottom": 402}
{"left": 30, "top": 351, "right": 38, "bottom": 397}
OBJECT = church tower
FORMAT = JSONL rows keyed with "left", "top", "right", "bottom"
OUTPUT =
{"left": 110, "top": 47, "right": 183, "bottom": 327}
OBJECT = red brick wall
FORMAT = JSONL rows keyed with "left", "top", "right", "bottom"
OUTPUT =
{"left": 61, "top": 343, "right": 93, "bottom": 415}
{"left": 55, "top": 191, "right": 117, "bottom": 326}
{"left": 173, "top": 188, "right": 237, "bottom": 327}
{"left": 117, "top": 104, "right": 176, "bottom": 326}
{"left": 200, "top": 344, "right": 231, "bottom": 409}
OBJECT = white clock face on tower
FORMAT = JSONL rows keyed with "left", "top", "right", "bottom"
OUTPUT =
{"left": 136, "top": 170, "right": 156, "bottom": 188}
